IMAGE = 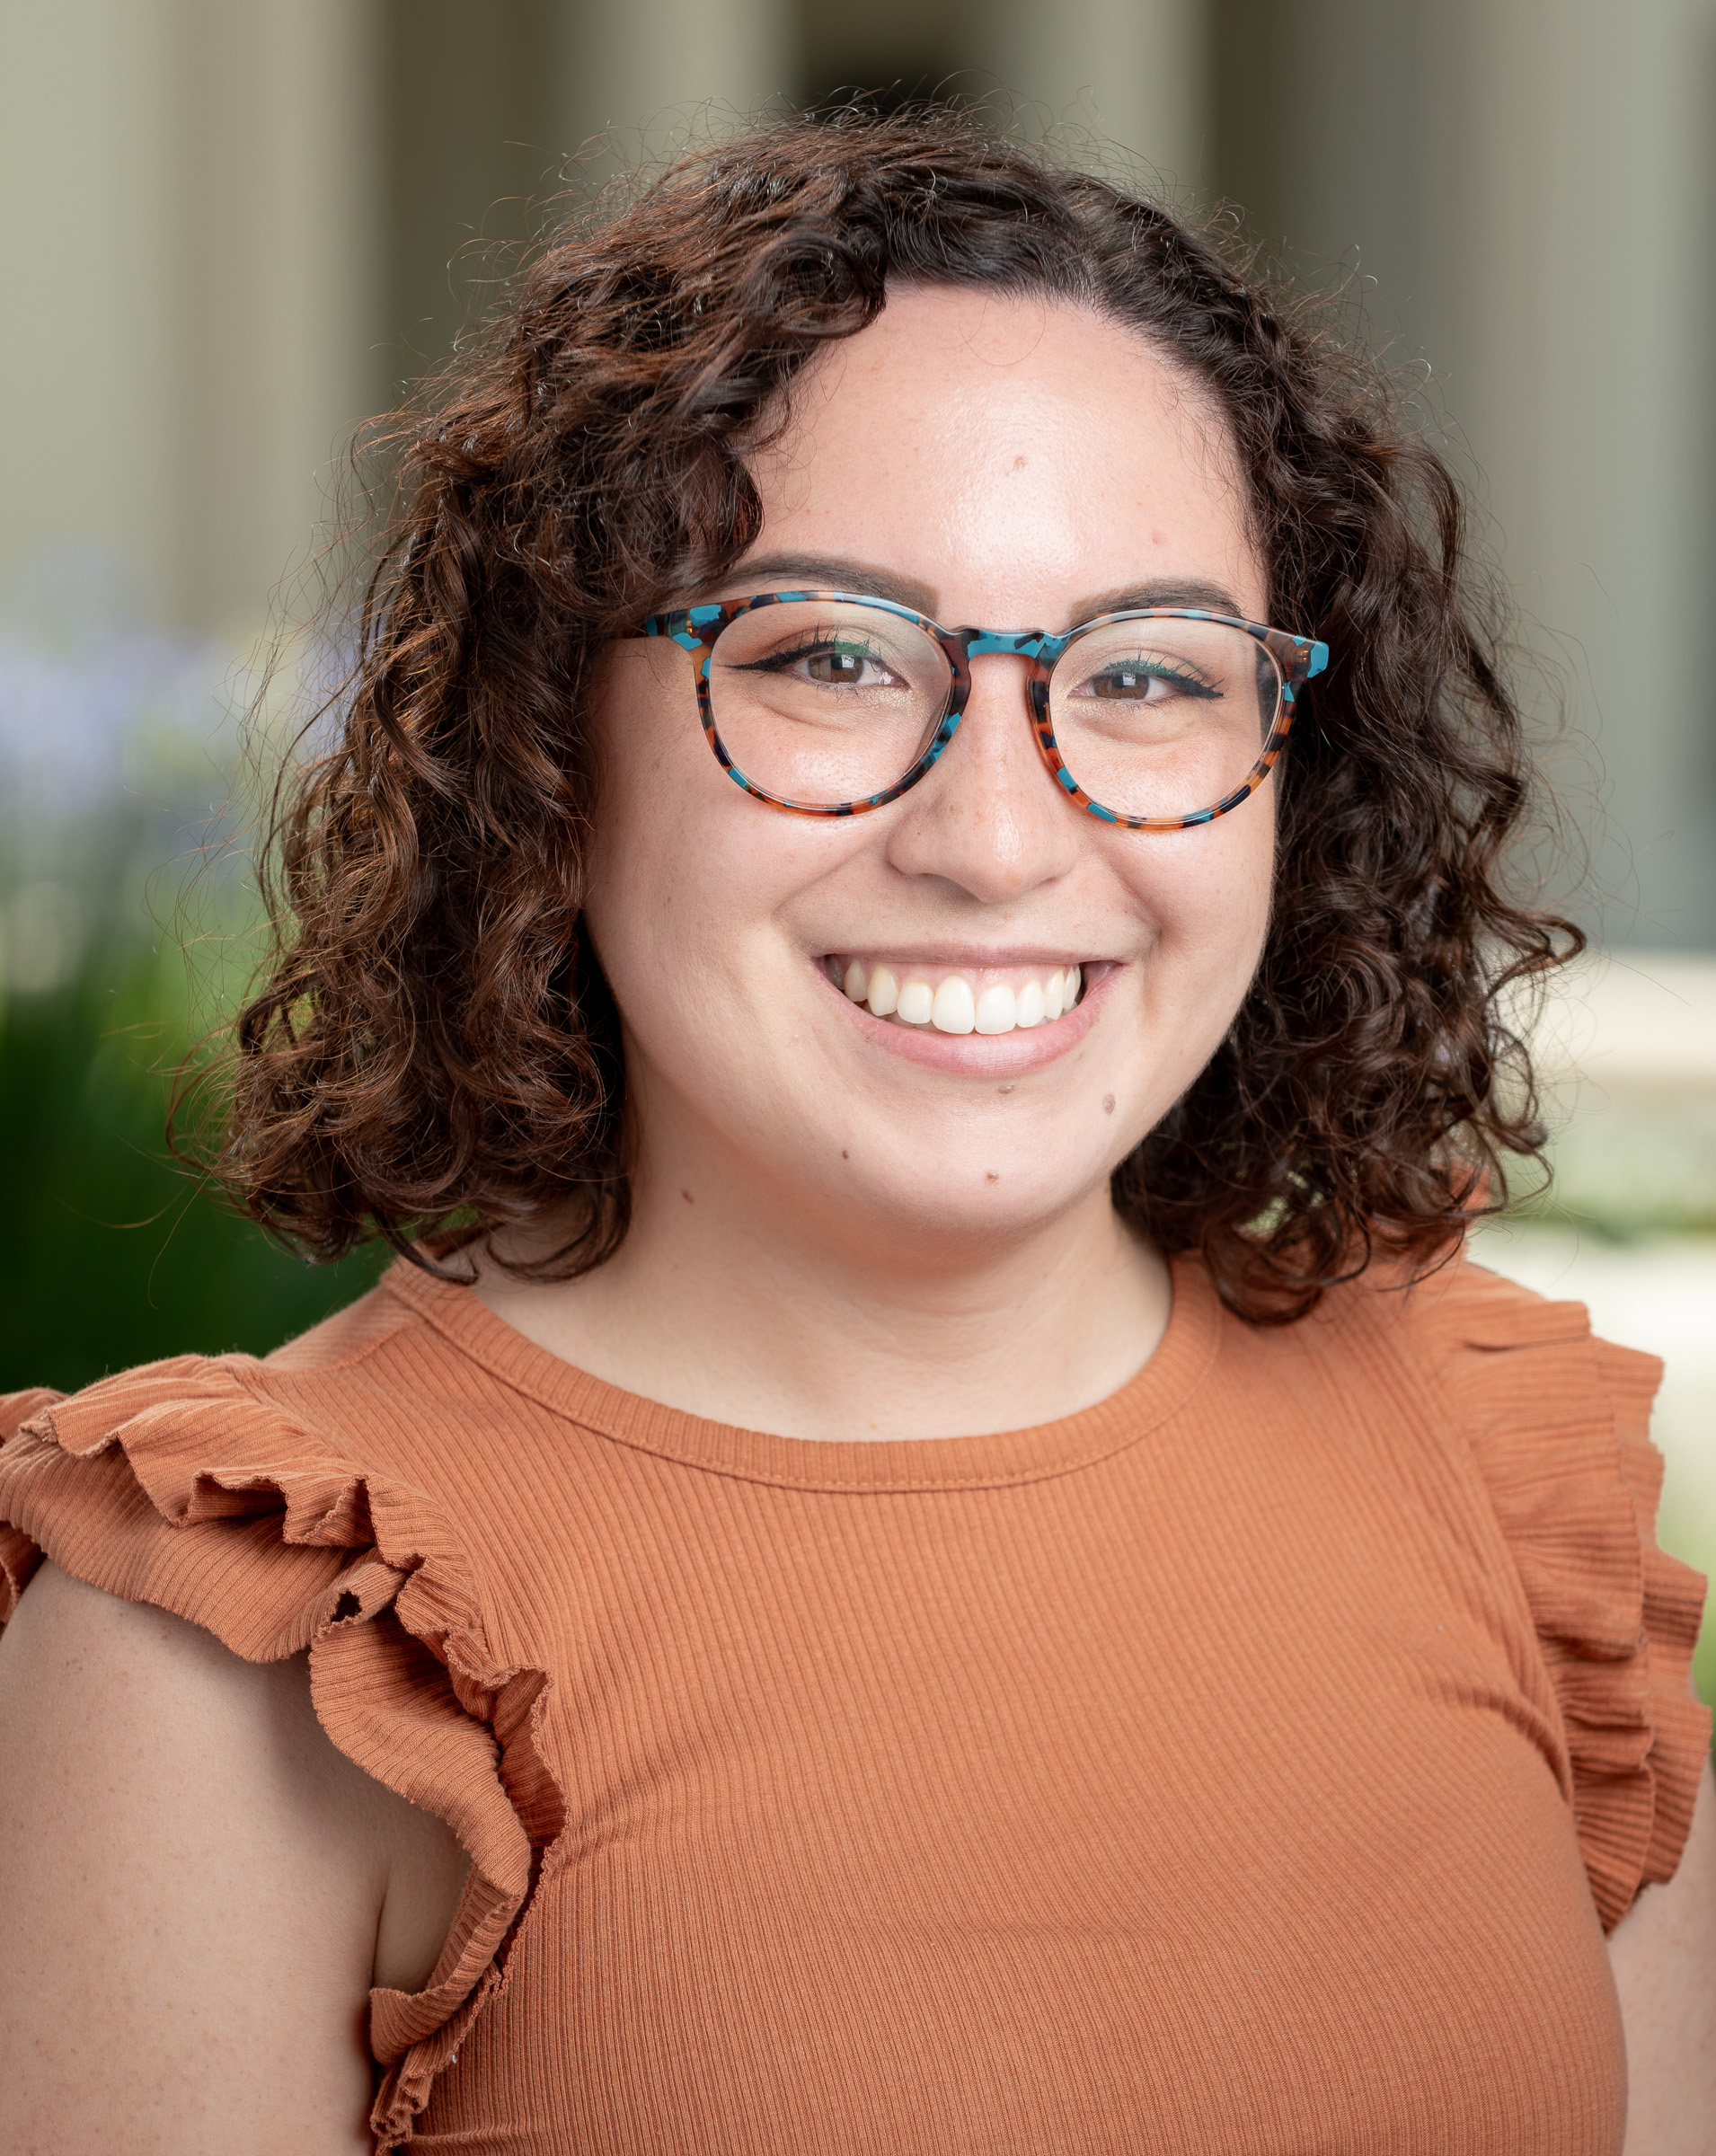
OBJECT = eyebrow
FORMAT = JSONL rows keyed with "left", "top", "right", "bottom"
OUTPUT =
{"left": 709, "top": 552, "right": 938, "bottom": 614}
{"left": 1069, "top": 578, "right": 1249, "bottom": 623}
{"left": 707, "top": 554, "right": 1250, "bottom": 630}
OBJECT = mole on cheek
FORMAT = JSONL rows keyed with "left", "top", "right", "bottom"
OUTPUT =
{"left": 1103, "top": 1096, "right": 1116, "bottom": 1114}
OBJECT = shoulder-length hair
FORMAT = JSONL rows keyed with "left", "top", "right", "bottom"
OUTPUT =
{"left": 201, "top": 105, "right": 1577, "bottom": 1323}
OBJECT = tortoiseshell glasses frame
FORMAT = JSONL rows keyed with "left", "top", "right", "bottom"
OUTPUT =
{"left": 620, "top": 589, "right": 1330, "bottom": 830}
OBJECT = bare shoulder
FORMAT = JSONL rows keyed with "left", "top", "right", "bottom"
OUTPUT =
{"left": 0, "top": 1562, "right": 467, "bottom": 2155}
{"left": 1607, "top": 1757, "right": 1716, "bottom": 2155}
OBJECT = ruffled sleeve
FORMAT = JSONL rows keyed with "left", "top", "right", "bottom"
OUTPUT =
{"left": 1423, "top": 1258, "right": 1710, "bottom": 1931}
{"left": 0, "top": 1363, "right": 564, "bottom": 2145}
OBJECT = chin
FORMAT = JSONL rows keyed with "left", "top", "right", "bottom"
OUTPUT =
{"left": 812, "top": 1122, "right": 1128, "bottom": 1256}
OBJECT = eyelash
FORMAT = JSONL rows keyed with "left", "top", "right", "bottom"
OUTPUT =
{"left": 1078, "top": 658, "right": 1219, "bottom": 694}
{"left": 745, "top": 638, "right": 893, "bottom": 673}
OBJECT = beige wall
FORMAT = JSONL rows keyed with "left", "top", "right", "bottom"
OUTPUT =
{"left": 3, "top": 0, "right": 181, "bottom": 618}
{"left": 558, "top": 0, "right": 797, "bottom": 163}
{"left": 1435, "top": 0, "right": 1716, "bottom": 951}
{"left": 986, "top": 0, "right": 1207, "bottom": 197}
{"left": 1215, "top": 0, "right": 1716, "bottom": 948}
{"left": 0, "top": 0, "right": 380, "bottom": 634}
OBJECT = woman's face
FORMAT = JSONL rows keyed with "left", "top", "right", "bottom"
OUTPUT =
{"left": 584, "top": 285, "right": 1274, "bottom": 1261}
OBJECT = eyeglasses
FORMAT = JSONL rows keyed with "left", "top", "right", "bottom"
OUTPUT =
{"left": 620, "top": 590, "right": 1328, "bottom": 829}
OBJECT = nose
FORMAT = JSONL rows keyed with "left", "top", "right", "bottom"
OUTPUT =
{"left": 880, "top": 652, "right": 1082, "bottom": 904}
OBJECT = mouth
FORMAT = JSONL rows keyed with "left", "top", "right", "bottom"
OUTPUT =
{"left": 820, "top": 952, "right": 1089, "bottom": 1037}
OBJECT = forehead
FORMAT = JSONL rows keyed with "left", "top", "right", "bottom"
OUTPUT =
{"left": 741, "top": 284, "right": 1263, "bottom": 626}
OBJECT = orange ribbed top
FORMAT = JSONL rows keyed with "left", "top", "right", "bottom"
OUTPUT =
{"left": 1, "top": 1250, "right": 1707, "bottom": 2153}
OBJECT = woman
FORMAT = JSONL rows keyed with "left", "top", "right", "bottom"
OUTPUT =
{"left": 0, "top": 110, "right": 1709, "bottom": 2154}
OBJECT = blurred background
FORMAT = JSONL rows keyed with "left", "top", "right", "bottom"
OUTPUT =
{"left": 1, "top": 0, "right": 1712, "bottom": 1698}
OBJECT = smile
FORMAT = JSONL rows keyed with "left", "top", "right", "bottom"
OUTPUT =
{"left": 820, "top": 955, "right": 1088, "bottom": 1036}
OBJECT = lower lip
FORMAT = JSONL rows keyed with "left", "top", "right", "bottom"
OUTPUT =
{"left": 819, "top": 963, "right": 1113, "bottom": 1074}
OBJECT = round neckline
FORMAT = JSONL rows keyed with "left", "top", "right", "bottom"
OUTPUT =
{"left": 381, "top": 1249, "right": 1224, "bottom": 1494}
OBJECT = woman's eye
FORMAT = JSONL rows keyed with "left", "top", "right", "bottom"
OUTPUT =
{"left": 762, "top": 641, "right": 901, "bottom": 688}
{"left": 805, "top": 647, "right": 885, "bottom": 686}
{"left": 1089, "top": 666, "right": 1159, "bottom": 702}
{"left": 1083, "top": 662, "right": 1218, "bottom": 702}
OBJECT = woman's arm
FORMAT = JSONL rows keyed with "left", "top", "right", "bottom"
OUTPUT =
{"left": 1608, "top": 1755, "right": 1716, "bottom": 2156}
{"left": 0, "top": 1562, "right": 467, "bottom": 2155}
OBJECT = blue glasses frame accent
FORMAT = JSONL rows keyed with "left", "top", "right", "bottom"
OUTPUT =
{"left": 621, "top": 590, "right": 1330, "bottom": 829}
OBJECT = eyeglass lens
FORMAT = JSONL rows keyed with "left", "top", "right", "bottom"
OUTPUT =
{"left": 705, "top": 602, "right": 1282, "bottom": 817}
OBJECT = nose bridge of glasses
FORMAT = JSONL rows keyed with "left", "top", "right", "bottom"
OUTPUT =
{"left": 960, "top": 629, "right": 1056, "bottom": 661}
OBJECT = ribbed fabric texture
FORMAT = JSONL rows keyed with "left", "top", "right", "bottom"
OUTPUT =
{"left": 0, "top": 1250, "right": 1706, "bottom": 2154}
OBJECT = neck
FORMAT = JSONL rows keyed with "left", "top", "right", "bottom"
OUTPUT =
{"left": 473, "top": 1125, "right": 1172, "bottom": 1444}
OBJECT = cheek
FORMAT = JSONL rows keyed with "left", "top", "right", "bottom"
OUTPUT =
{"left": 583, "top": 656, "right": 736, "bottom": 951}
{"left": 581, "top": 663, "right": 845, "bottom": 1015}
{"left": 1214, "top": 791, "right": 1277, "bottom": 956}
{"left": 1122, "top": 790, "right": 1275, "bottom": 962}
{"left": 580, "top": 668, "right": 700, "bottom": 1010}
{"left": 1106, "top": 796, "right": 1275, "bottom": 1113}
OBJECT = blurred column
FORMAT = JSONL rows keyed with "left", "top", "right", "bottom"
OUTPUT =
{"left": 174, "top": 0, "right": 383, "bottom": 632}
{"left": 1415, "top": 0, "right": 1716, "bottom": 952}
{"left": 985, "top": 0, "right": 1208, "bottom": 196}
{"left": 557, "top": 0, "right": 800, "bottom": 164}
{"left": 379, "top": 1, "right": 563, "bottom": 384}
{"left": 0, "top": 0, "right": 381, "bottom": 635}
{"left": 1214, "top": 0, "right": 1716, "bottom": 950}
{"left": 1, "top": 0, "right": 181, "bottom": 621}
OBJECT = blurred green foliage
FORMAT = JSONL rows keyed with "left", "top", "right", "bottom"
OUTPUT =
{"left": 0, "top": 935, "right": 385, "bottom": 1396}
{"left": 0, "top": 577, "right": 389, "bottom": 1395}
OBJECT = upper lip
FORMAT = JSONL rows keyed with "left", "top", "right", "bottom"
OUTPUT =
{"left": 818, "top": 945, "right": 1105, "bottom": 966}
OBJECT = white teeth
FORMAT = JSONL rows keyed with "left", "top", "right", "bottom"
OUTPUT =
{"left": 974, "top": 983, "right": 1017, "bottom": 1035}
{"left": 837, "top": 959, "right": 1087, "bottom": 1036}
{"left": 931, "top": 977, "right": 977, "bottom": 1034}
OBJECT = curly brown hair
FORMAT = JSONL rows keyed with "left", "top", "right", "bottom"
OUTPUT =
{"left": 202, "top": 104, "right": 1579, "bottom": 1322}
